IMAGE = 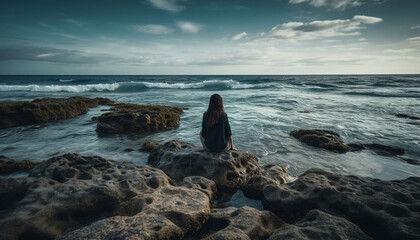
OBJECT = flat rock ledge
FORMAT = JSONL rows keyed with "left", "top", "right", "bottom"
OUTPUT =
{"left": 148, "top": 140, "right": 261, "bottom": 190}
{"left": 96, "top": 103, "right": 184, "bottom": 135}
{"left": 0, "top": 154, "right": 215, "bottom": 240}
{"left": 0, "top": 97, "right": 114, "bottom": 129}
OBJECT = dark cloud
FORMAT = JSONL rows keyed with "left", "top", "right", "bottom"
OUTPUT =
{"left": 0, "top": 45, "right": 118, "bottom": 64}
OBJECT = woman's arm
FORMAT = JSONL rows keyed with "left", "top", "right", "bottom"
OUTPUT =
{"left": 228, "top": 135, "right": 237, "bottom": 151}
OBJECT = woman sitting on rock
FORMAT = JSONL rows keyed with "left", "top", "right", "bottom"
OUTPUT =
{"left": 199, "top": 94, "right": 237, "bottom": 152}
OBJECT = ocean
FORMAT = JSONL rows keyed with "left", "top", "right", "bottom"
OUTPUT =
{"left": 0, "top": 75, "right": 419, "bottom": 180}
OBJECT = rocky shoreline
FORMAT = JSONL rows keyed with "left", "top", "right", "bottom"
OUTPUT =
{"left": 0, "top": 97, "right": 419, "bottom": 239}
{"left": 0, "top": 149, "right": 418, "bottom": 240}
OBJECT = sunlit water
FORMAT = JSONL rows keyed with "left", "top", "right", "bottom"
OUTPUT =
{"left": 1, "top": 75, "right": 419, "bottom": 180}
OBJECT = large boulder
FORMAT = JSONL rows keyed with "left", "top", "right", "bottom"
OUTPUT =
{"left": 268, "top": 209, "right": 372, "bottom": 240}
{"left": 0, "top": 154, "right": 215, "bottom": 240}
{"left": 148, "top": 140, "right": 261, "bottom": 190}
{"left": 186, "top": 206, "right": 284, "bottom": 240}
{"left": 0, "top": 97, "right": 114, "bottom": 129}
{"left": 96, "top": 103, "right": 184, "bottom": 135}
{"left": 261, "top": 168, "right": 420, "bottom": 240}
{"left": 290, "top": 129, "right": 352, "bottom": 153}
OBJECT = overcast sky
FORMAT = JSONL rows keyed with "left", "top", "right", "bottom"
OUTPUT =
{"left": 0, "top": 0, "right": 419, "bottom": 74}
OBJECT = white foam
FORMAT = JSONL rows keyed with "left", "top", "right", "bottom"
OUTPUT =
{"left": 0, "top": 83, "right": 120, "bottom": 92}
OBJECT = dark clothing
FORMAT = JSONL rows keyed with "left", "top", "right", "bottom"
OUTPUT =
{"left": 201, "top": 112, "right": 232, "bottom": 152}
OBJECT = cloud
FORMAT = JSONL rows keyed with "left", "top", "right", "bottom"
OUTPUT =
{"left": 232, "top": 32, "right": 247, "bottom": 40}
{"left": 0, "top": 45, "right": 117, "bottom": 64}
{"left": 135, "top": 24, "right": 174, "bottom": 35}
{"left": 384, "top": 48, "right": 415, "bottom": 54}
{"left": 176, "top": 21, "right": 202, "bottom": 33}
{"left": 289, "top": 0, "right": 386, "bottom": 9}
{"left": 411, "top": 25, "right": 420, "bottom": 30}
{"left": 64, "top": 18, "right": 88, "bottom": 27}
{"left": 407, "top": 36, "right": 420, "bottom": 41}
{"left": 146, "top": 0, "right": 186, "bottom": 13}
{"left": 252, "top": 15, "right": 382, "bottom": 43}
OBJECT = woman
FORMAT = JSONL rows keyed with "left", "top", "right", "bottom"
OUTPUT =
{"left": 199, "top": 94, "right": 237, "bottom": 152}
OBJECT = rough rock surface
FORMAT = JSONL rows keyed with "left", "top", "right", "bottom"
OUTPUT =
{"left": 0, "top": 155, "right": 37, "bottom": 174}
{"left": 261, "top": 168, "right": 420, "bottom": 240}
{"left": 268, "top": 209, "right": 372, "bottom": 240}
{"left": 290, "top": 129, "right": 352, "bottom": 153}
{"left": 148, "top": 140, "right": 261, "bottom": 189}
{"left": 0, "top": 97, "right": 114, "bottom": 129}
{"left": 242, "top": 164, "right": 293, "bottom": 199}
{"left": 0, "top": 154, "right": 215, "bottom": 240}
{"left": 186, "top": 206, "right": 284, "bottom": 240}
{"left": 140, "top": 140, "right": 162, "bottom": 152}
{"left": 96, "top": 103, "right": 183, "bottom": 135}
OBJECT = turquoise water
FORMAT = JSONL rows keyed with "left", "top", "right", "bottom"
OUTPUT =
{"left": 0, "top": 75, "right": 419, "bottom": 180}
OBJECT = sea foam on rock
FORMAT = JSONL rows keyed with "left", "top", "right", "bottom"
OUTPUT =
{"left": 148, "top": 140, "right": 261, "bottom": 190}
{"left": 0, "top": 97, "right": 114, "bottom": 129}
{"left": 96, "top": 103, "right": 184, "bottom": 135}
{"left": 260, "top": 168, "right": 420, "bottom": 240}
{"left": 0, "top": 154, "right": 215, "bottom": 240}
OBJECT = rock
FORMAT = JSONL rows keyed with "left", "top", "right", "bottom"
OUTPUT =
{"left": 96, "top": 103, "right": 183, "bottom": 135}
{"left": 399, "top": 157, "right": 420, "bottom": 166}
{"left": 268, "top": 209, "right": 371, "bottom": 240}
{"left": 123, "top": 147, "right": 134, "bottom": 152}
{"left": 139, "top": 140, "right": 162, "bottom": 152}
{"left": 0, "top": 154, "right": 215, "bottom": 239}
{"left": 148, "top": 140, "right": 261, "bottom": 190}
{"left": 261, "top": 168, "right": 420, "bottom": 240}
{"left": 186, "top": 206, "right": 284, "bottom": 240}
{"left": 395, "top": 113, "right": 420, "bottom": 120}
{"left": 290, "top": 129, "right": 351, "bottom": 153}
{"left": 0, "top": 156, "right": 37, "bottom": 174}
{"left": 348, "top": 142, "right": 366, "bottom": 151}
{"left": 0, "top": 97, "right": 114, "bottom": 129}
{"left": 242, "top": 164, "right": 293, "bottom": 199}
{"left": 365, "top": 143, "right": 405, "bottom": 156}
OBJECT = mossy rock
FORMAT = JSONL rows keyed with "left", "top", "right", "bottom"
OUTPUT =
{"left": 96, "top": 103, "right": 184, "bottom": 135}
{"left": 0, "top": 97, "right": 114, "bottom": 129}
{"left": 290, "top": 129, "right": 350, "bottom": 153}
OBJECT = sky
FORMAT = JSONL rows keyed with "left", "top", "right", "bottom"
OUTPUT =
{"left": 0, "top": 0, "right": 419, "bottom": 75}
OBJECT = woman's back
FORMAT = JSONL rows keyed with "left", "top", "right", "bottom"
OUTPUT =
{"left": 201, "top": 112, "right": 232, "bottom": 151}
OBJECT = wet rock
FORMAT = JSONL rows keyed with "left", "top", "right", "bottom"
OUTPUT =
{"left": 186, "top": 206, "right": 284, "bottom": 240}
{"left": 0, "top": 97, "right": 114, "bottom": 129}
{"left": 262, "top": 168, "right": 420, "bottom": 240}
{"left": 290, "top": 129, "right": 351, "bottom": 153}
{"left": 148, "top": 140, "right": 261, "bottom": 190}
{"left": 399, "top": 157, "right": 420, "bottom": 166}
{"left": 0, "top": 156, "right": 37, "bottom": 174}
{"left": 268, "top": 210, "right": 371, "bottom": 240}
{"left": 365, "top": 143, "right": 405, "bottom": 156}
{"left": 96, "top": 103, "right": 183, "bottom": 135}
{"left": 139, "top": 140, "right": 162, "bottom": 152}
{"left": 347, "top": 142, "right": 366, "bottom": 151}
{"left": 395, "top": 113, "right": 420, "bottom": 120}
{"left": 123, "top": 147, "right": 134, "bottom": 152}
{"left": 242, "top": 164, "right": 293, "bottom": 199}
{"left": 0, "top": 154, "right": 215, "bottom": 239}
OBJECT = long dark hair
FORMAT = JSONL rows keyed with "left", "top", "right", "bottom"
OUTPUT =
{"left": 204, "top": 94, "right": 224, "bottom": 127}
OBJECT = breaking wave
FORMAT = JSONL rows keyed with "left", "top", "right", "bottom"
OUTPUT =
{"left": 0, "top": 79, "right": 274, "bottom": 92}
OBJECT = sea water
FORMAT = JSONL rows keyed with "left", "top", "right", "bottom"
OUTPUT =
{"left": 0, "top": 75, "right": 419, "bottom": 180}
